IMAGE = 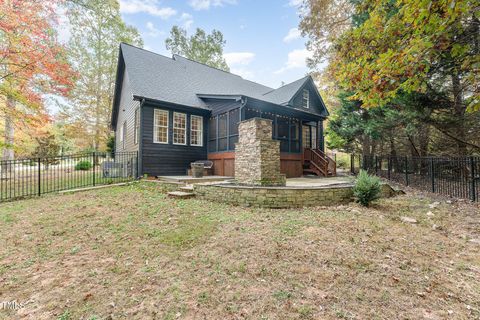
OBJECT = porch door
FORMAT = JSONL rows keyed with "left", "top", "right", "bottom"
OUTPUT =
{"left": 302, "top": 125, "right": 318, "bottom": 149}
{"left": 302, "top": 125, "right": 312, "bottom": 149}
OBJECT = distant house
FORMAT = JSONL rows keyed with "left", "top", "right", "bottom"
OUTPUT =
{"left": 111, "top": 43, "right": 331, "bottom": 177}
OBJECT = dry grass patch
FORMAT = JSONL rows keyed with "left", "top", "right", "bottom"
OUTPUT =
{"left": 0, "top": 182, "right": 479, "bottom": 319}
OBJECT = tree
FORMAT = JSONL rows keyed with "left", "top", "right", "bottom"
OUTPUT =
{"left": 63, "top": 0, "right": 142, "bottom": 151}
{"left": 0, "top": 0, "right": 74, "bottom": 161}
{"left": 165, "top": 26, "right": 230, "bottom": 71}
{"left": 301, "top": 0, "right": 480, "bottom": 155}
{"left": 34, "top": 133, "right": 61, "bottom": 170}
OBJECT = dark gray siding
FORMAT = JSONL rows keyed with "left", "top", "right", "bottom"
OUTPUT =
{"left": 115, "top": 70, "right": 140, "bottom": 153}
{"left": 290, "top": 81, "right": 326, "bottom": 116}
{"left": 142, "top": 104, "right": 208, "bottom": 176}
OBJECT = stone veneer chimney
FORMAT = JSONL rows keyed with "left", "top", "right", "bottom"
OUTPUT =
{"left": 234, "top": 117, "right": 286, "bottom": 186}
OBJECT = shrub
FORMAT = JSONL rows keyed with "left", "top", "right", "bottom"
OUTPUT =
{"left": 75, "top": 160, "right": 92, "bottom": 171}
{"left": 353, "top": 170, "right": 381, "bottom": 207}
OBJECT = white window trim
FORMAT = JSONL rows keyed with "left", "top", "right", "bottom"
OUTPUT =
{"left": 153, "top": 109, "right": 169, "bottom": 144}
{"left": 303, "top": 89, "right": 310, "bottom": 108}
{"left": 190, "top": 115, "right": 203, "bottom": 147}
{"left": 173, "top": 112, "right": 187, "bottom": 146}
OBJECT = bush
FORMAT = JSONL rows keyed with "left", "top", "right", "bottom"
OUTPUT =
{"left": 75, "top": 160, "right": 92, "bottom": 171}
{"left": 353, "top": 170, "right": 381, "bottom": 207}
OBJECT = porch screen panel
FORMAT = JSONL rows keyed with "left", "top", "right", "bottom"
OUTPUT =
{"left": 277, "top": 116, "right": 289, "bottom": 152}
{"left": 290, "top": 119, "right": 300, "bottom": 153}
{"left": 218, "top": 113, "right": 228, "bottom": 151}
{"left": 208, "top": 116, "right": 217, "bottom": 152}
{"left": 228, "top": 108, "right": 240, "bottom": 150}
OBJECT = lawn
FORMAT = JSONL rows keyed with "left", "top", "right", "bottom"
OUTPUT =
{"left": 0, "top": 182, "right": 479, "bottom": 319}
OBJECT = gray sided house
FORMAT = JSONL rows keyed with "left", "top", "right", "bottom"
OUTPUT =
{"left": 111, "top": 43, "right": 331, "bottom": 177}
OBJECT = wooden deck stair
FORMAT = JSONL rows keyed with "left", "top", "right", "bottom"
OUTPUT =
{"left": 303, "top": 148, "right": 336, "bottom": 177}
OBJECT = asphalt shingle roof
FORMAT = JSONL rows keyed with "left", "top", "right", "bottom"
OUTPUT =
{"left": 120, "top": 43, "right": 311, "bottom": 108}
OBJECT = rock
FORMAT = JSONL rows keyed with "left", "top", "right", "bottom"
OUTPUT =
{"left": 468, "top": 239, "right": 480, "bottom": 245}
{"left": 426, "top": 211, "right": 434, "bottom": 217}
{"left": 401, "top": 216, "right": 417, "bottom": 224}
{"left": 428, "top": 202, "right": 440, "bottom": 209}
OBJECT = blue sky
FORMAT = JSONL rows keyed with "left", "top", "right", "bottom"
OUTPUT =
{"left": 118, "top": 0, "right": 311, "bottom": 89}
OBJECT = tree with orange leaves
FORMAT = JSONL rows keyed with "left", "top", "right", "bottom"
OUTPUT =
{"left": 0, "top": 0, "right": 74, "bottom": 161}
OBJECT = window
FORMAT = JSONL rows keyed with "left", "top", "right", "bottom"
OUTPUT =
{"left": 302, "top": 89, "right": 310, "bottom": 108}
{"left": 154, "top": 109, "right": 169, "bottom": 144}
{"left": 173, "top": 112, "right": 186, "bottom": 145}
{"left": 190, "top": 115, "right": 203, "bottom": 146}
{"left": 122, "top": 121, "right": 126, "bottom": 150}
{"left": 134, "top": 108, "right": 140, "bottom": 145}
{"left": 228, "top": 108, "right": 240, "bottom": 150}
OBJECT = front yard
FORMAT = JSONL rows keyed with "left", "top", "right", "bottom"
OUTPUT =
{"left": 0, "top": 182, "right": 479, "bottom": 319}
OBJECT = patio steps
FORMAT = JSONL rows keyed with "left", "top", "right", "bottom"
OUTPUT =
{"left": 167, "top": 191, "right": 195, "bottom": 199}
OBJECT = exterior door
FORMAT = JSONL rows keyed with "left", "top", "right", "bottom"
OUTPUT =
{"left": 302, "top": 124, "right": 318, "bottom": 149}
{"left": 302, "top": 125, "right": 311, "bottom": 149}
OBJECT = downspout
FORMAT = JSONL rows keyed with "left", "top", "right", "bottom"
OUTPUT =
{"left": 138, "top": 98, "right": 145, "bottom": 178}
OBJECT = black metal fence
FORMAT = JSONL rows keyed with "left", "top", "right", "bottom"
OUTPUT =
{"left": 351, "top": 154, "right": 479, "bottom": 202}
{"left": 0, "top": 152, "right": 138, "bottom": 202}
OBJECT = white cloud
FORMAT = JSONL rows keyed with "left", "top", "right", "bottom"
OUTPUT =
{"left": 283, "top": 28, "right": 301, "bottom": 43}
{"left": 179, "top": 13, "right": 194, "bottom": 29}
{"left": 274, "top": 48, "right": 312, "bottom": 74}
{"left": 188, "top": 0, "right": 237, "bottom": 11}
{"left": 119, "top": 0, "right": 176, "bottom": 19}
{"left": 224, "top": 52, "right": 255, "bottom": 66}
{"left": 146, "top": 22, "right": 164, "bottom": 37}
{"left": 287, "top": 0, "right": 303, "bottom": 7}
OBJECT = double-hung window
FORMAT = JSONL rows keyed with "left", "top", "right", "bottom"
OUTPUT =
{"left": 173, "top": 112, "right": 187, "bottom": 145}
{"left": 190, "top": 115, "right": 203, "bottom": 146}
{"left": 154, "top": 109, "right": 169, "bottom": 144}
{"left": 302, "top": 89, "right": 310, "bottom": 108}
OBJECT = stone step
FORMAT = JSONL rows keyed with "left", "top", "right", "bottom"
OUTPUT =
{"left": 179, "top": 185, "right": 194, "bottom": 191}
{"left": 167, "top": 191, "right": 195, "bottom": 199}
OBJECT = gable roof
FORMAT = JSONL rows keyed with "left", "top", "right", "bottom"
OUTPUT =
{"left": 262, "top": 76, "right": 310, "bottom": 105}
{"left": 112, "top": 43, "right": 328, "bottom": 127}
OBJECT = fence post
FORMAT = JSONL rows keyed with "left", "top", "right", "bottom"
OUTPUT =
{"left": 137, "top": 151, "right": 140, "bottom": 178}
{"left": 471, "top": 156, "right": 476, "bottom": 202}
{"left": 37, "top": 158, "right": 41, "bottom": 196}
{"left": 405, "top": 156, "right": 409, "bottom": 186}
{"left": 92, "top": 152, "right": 96, "bottom": 186}
{"left": 430, "top": 158, "right": 435, "bottom": 193}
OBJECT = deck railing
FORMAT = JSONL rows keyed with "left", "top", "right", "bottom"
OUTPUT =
{"left": 0, "top": 151, "right": 138, "bottom": 202}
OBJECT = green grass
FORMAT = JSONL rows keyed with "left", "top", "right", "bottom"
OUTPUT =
{"left": 0, "top": 182, "right": 479, "bottom": 319}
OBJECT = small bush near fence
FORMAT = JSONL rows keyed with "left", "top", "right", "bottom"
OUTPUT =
{"left": 353, "top": 170, "right": 381, "bottom": 207}
{"left": 75, "top": 160, "right": 92, "bottom": 171}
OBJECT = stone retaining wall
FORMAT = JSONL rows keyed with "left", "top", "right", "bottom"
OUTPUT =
{"left": 194, "top": 183, "right": 396, "bottom": 208}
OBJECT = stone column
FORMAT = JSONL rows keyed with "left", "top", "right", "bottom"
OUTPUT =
{"left": 234, "top": 117, "right": 286, "bottom": 186}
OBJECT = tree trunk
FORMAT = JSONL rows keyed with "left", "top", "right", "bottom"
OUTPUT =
{"left": 2, "top": 96, "right": 15, "bottom": 161}
{"left": 452, "top": 70, "right": 467, "bottom": 155}
{"left": 1, "top": 96, "right": 15, "bottom": 179}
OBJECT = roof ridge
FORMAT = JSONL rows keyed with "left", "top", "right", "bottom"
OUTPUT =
{"left": 172, "top": 54, "right": 241, "bottom": 77}
{"left": 262, "top": 75, "right": 311, "bottom": 96}
{"left": 120, "top": 42, "right": 174, "bottom": 61}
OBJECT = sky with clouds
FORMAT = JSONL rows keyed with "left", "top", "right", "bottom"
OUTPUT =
{"left": 116, "top": 0, "right": 312, "bottom": 89}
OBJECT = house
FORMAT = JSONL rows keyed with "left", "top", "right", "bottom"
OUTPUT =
{"left": 111, "top": 43, "right": 332, "bottom": 178}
